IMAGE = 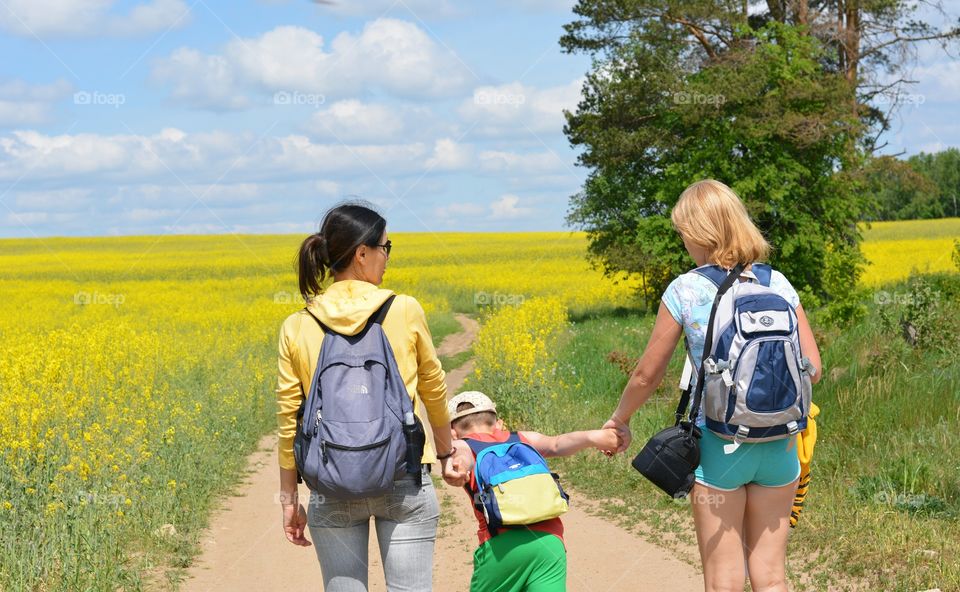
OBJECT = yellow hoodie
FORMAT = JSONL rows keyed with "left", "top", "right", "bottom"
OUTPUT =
{"left": 276, "top": 280, "right": 450, "bottom": 470}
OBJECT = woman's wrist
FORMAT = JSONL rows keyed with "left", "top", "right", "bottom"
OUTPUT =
{"left": 278, "top": 490, "right": 299, "bottom": 507}
{"left": 435, "top": 444, "right": 456, "bottom": 461}
{"left": 609, "top": 411, "right": 631, "bottom": 427}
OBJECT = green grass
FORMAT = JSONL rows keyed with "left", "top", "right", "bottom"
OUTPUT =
{"left": 428, "top": 310, "right": 462, "bottom": 348}
{"left": 480, "top": 274, "right": 960, "bottom": 591}
{"left": 438, "top": 348, "right": 474, "bottom": 372}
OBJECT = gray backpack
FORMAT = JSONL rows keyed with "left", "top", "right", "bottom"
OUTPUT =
{"left": 691, "top": 264, "right": 815, "bottom": 444}
{"left": 293, "top": 295, "right": 415, "bottom": 499}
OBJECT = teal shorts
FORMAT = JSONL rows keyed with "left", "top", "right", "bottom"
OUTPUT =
{"left": 694, "top": 429, "right": 800, "bottom": 491}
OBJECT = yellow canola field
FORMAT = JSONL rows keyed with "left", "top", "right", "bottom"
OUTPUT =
{"left": 860, "top": 218, "right": 960, "bottom": 286}
{"left": 0, "top": 232, "right": 637, "bottom": 591}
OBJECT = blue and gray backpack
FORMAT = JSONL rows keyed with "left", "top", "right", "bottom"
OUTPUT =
{"left": 293, "top": 295, "right": 416, "bottom": 499}
{"left": 465, "top": 433, "right": 569, "bottom": 536}
{"left": 692, "top": 264, "right": 815, "bottom": 443}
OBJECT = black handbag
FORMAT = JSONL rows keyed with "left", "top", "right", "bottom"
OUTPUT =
{"left": 632, "top": 264, "right": 744, "bottom": 498}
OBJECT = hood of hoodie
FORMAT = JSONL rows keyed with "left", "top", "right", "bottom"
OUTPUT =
{"left": 306, "top": 280, "right": 395, "bottom": 336}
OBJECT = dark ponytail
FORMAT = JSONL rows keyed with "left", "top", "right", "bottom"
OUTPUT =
{"left": 297, "top": 202, "right": 387, "bottom": 299}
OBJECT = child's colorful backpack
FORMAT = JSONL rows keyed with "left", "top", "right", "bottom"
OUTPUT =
{"left": 464, "top": 433, "right": 569, "bottom": 535}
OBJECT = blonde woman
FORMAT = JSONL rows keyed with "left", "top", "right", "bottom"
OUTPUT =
{"left": 603, "top": 180, "right": 822, "bottom": 592}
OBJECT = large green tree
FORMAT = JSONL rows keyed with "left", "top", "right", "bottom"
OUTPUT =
{"left": 562, "top": 1, "right": 959, "bottom": 307}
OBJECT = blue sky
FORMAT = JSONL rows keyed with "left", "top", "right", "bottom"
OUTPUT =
{"left": 0, "top": 0, "right": 957, "bottom": 238}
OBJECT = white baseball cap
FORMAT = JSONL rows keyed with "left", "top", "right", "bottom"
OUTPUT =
{"left": 447, "top": 391, "right": 497, "bottom": 421}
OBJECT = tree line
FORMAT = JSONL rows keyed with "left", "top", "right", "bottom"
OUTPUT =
{"left": 866, "top": 148, "right": 960, "bottom": 221}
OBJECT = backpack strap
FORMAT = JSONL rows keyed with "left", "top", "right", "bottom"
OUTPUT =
{"left": 693, "top": 263, "right": 773, "bottom": 288}
{"left": 687, "top": 263, "right": 744, "bottom": 425}
{"left": 461, "top": 437, "right": 491, "bottom": 520}
{"left": 461, "top": 433, "right": 523, "bottom": 537}
{"left": 368, "top": 295, "right": 397, "bottom": 326}
{"left": 751, "top": 263, "right": 772, "bottom": 287}
{"left": 691, "top": 264, "right": 728, "bottom": 288}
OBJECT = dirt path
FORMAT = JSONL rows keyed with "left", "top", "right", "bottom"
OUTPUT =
{"left": 178, "top": 314, "right": 702, "bottom": 592}
{"left": 436, "top": 314, "right": 480, "bottom": 359}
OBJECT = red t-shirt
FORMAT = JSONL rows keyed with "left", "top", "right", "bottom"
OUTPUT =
{"left": 461, "top": 427, "right": 565, "bottom": 546}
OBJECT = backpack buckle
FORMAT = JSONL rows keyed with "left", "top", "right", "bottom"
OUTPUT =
{"left": 786, "top": 421, "right": 800, "bottom": 436}
{"left": 724, "top": 425, "right": 750, "bottom": 454}
{"left": 703, "top": 358, "right": 719, "bottom": 374}
{"left": 721, "top": 368, "right": 735, "bottom": 387}
{"left": 706, "top": 358, "right": 735, "bottom": 387}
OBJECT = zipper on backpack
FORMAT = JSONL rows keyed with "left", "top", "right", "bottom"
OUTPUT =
{"left": 323, "top": 436, "right": 391, "bottom": 452}
{"left": 314, "top": 409, "right": 327, "bottom": 462}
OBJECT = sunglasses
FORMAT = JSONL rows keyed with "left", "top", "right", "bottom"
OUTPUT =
{"left": 372, "top": 239, "right": 392, "bottom": 256}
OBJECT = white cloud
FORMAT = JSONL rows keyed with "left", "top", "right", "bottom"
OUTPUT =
{"left": 13, "top": 187, "right": 93, "bottom": 211}
{"left": 307, "top": 100, "right": 406, "bottom": 142}
{"left": 0, "top": 128, "right": 444, "bottom": 184}
{"left": 0, "top": 0, "right": 190, "bottom": 37}
{"left": 0, "top": 128, "right": 582, "bottom": 196}
{"left": 435, "top": 194, "right": 535, "bottom": 222}
{"left": 124, "top": 207, "right": 180, "bottom": 223}
{"left": 152, "top": 49, "right": 249, "bottom": 111}
{"left": 494, "top": 0, "right": 576, "bottom": 12}
{"left": 490, "top": 194, "right": 533, "bottom": 219}
{"left": 2, "top": 210, "right": 76, "bottom": 228}
{"left": 0, "top": 79, "right": 72, "bottom": 126}
{"left": 256, "top": 0, "right": 458, "bottom": 18}
{"left": 478, "top": 149, "right": 568, "bottom": 175}
{"left": 0, "top": 79, "right": 72, "bottom": 101}
{"left": 912, "top": 58, "right": 960, "bottom": 103}
{"left": 0, "top": 178, "right": 359, "bottom": 236}
{"left": 435, "top": 201, "right": 486, "bottom": 219}
{"left": 313, "top": 180, "right": 341, "bottom": 196}
{"left": 917, "top": 141, "right": 947, "bottom": 153}
{"left": 425, "top": 138, "right": 474, "bottom": 171}
{"left": 0, "top": 101, "right": 50, "bottom": 126}
{"left": 151, "top": 19, "right": 474, "bottom": 109}
{"left": 117, "top": 0, "right": 189, "bottom": 35}
{"left": 459, "top": 78, "right": 582, "bottom": 137}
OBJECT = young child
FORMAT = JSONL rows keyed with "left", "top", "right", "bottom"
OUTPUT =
{"left": 447, "top": 390, "right": 620, "bottom": 592}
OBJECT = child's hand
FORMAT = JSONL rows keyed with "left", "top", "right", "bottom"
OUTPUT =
{"left": 592, "top": 428, "right": 622, "bottom": 455}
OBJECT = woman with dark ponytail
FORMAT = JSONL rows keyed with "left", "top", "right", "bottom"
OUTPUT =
{"left": 276, "top": 202, "right": 464, "bottom": 590}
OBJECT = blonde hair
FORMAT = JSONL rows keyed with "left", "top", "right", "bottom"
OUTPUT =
{"left": 671, "top": 179, "right": 770, "bottom": 268}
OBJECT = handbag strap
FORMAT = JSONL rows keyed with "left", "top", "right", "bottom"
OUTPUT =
{"left": 673, "top": 339, "right": 696, "bottom": 424}
{"left": 686, "top": 263, "right": 745, "bottom": 425}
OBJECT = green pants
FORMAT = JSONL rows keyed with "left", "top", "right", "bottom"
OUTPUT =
{"left": 470, "top": 530, "right": 567, "bottom": 592}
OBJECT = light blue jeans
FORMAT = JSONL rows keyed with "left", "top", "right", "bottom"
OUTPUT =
{"left": 306, "top": 466, "right": 440, "bottom": 591}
